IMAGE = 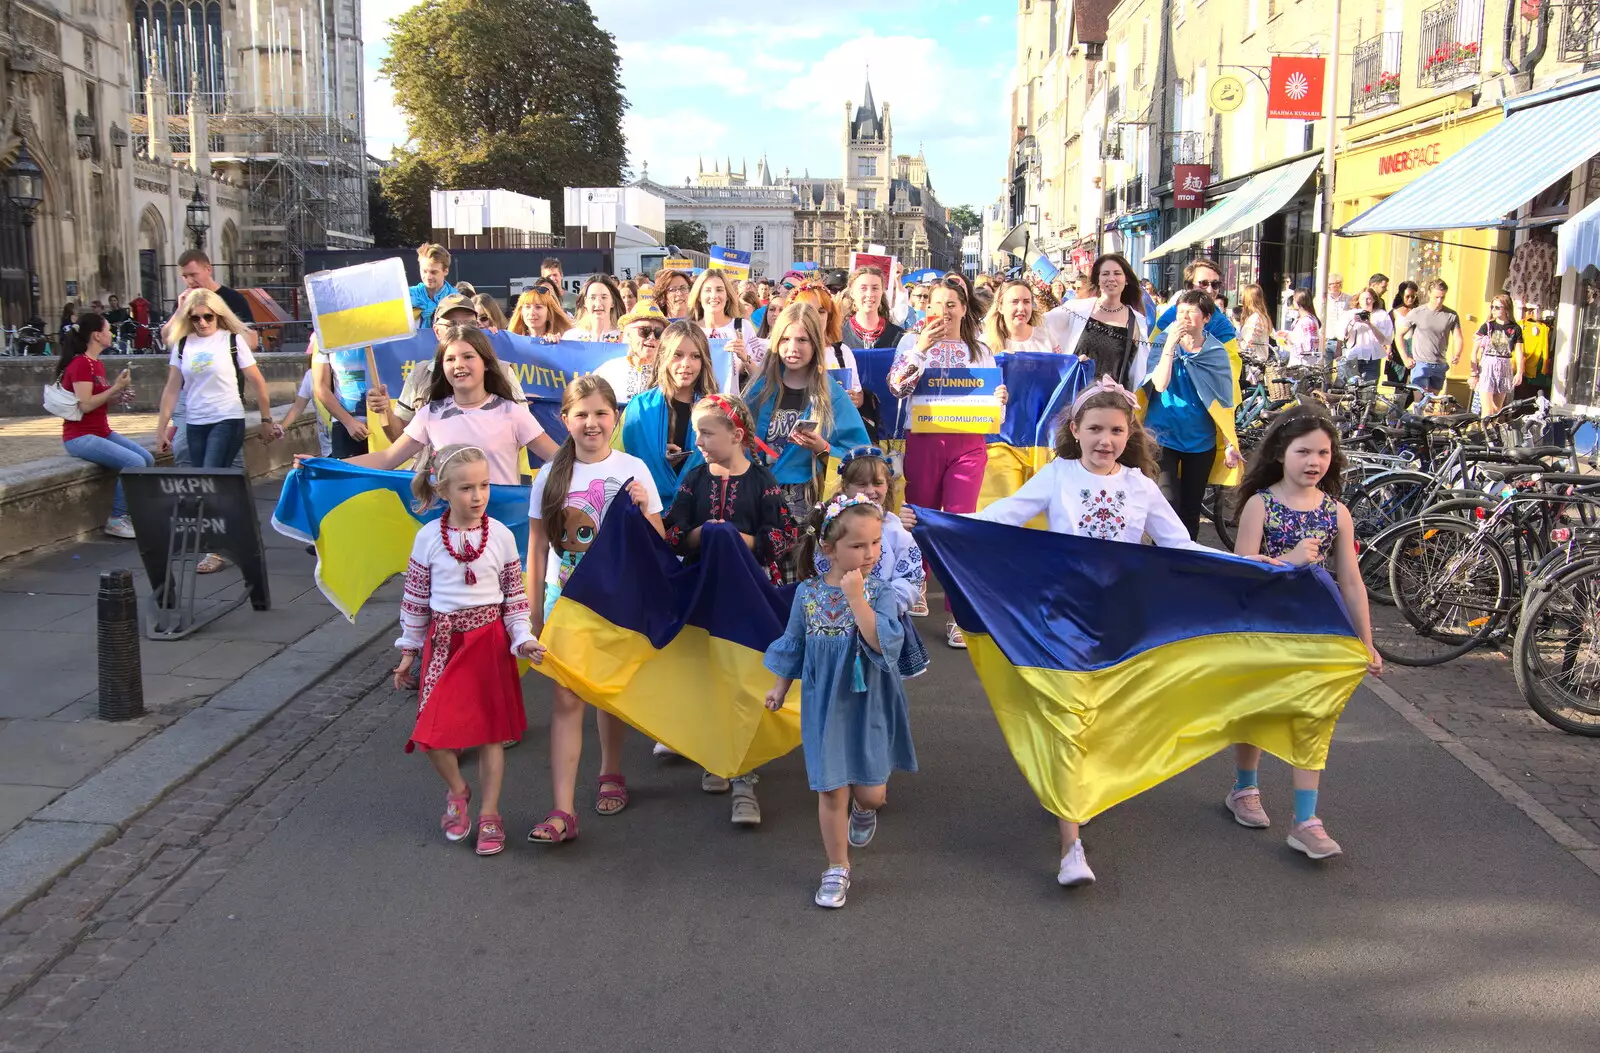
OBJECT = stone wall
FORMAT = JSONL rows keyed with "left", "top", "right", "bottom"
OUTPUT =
{"left": 1, "top": 352, "right": 309, "bottom": 417}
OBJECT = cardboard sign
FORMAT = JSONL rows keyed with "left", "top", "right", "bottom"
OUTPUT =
{"left": 909, "top": 367, "right": 1004, "bottom": 434}
{"left": 709, "top": 246, "right": 752, "bottom": 280}
{"left": 304, "top": 257, "right": 416, "bottom": 353}
{"left": 849, "top": 252, "right": 896, "bottom": 282}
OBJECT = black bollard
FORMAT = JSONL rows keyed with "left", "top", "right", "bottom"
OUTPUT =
{"left": 98, "top": 569, "right": 145, "bottom": 721}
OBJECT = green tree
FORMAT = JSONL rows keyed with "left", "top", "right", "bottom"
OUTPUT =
{"left": 949, "top": 204, "right": 983, "bottom": 235}
{"left": 665, "top": 220, "right": 709, "bottom": 253}
{"left": 378, "top": 0, "right": 627, "bottom": 234}
{"left": 367, "top": 169, "right": 408, "bottom": 248}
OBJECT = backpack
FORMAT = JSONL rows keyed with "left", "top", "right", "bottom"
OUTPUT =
{"left": 179, "top": 332, "right": 246, "bottom": 399}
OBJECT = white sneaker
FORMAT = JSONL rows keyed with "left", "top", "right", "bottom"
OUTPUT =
{"left": 104, "top": 515, "right": 136, "bottom": 539}
{"left": 652, "top": 741, "right": 679, "bottom": 759}
{"left": 814, "top": 865, "right": 850, "bottom": 908}
{"left": 1057, "top": 840, "right": 1095, "bottom": 887}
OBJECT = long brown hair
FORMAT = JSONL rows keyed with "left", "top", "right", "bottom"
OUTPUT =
{"left": 1052, "top": 390, "right": 1159, "bottom": 478}
{"left": 1240, "top": 283, "right": 1272, "bottom": 329}
{"left": 509, "top": 288, "right": 573, "bottom": 337}
{"left": 846, "top": 266, "right": 891, "bottom": 318}
{"left": 929, "top": 277, "right": 986, "bottom": 361}
{"left": 1233, "top": 407, "right": 1345, "bottom": 515}
{"left": 746, "top": 301, "right": 835, "bottom": 434}
{"left": 1090, "top": 253, "right": 1144, "bottom": 314}
{"left": 1293, "top": 290, "right": 1320, "bottom": 329}
{"left": 423, "top": 327, "right": 520, "bottom": 404}
{"left": 794, "top": 501, "right": 883, "bottom": 583}
{"left": 472, "top": 293, "right": 508, "bottom": 331}
{"left": 575, "top": 275, "right": 624, "bottom": 333}
{"left": 539, "top": 375, "right": 620, "bottom": 556}
{"left": 653, "top": 320, "right": 719, "bottom": 399}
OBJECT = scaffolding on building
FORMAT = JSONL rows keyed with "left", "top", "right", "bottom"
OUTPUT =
{"left": 127, "top": 0, "right": 372, "bottom": 296}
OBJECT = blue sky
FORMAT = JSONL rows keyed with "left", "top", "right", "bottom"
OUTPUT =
{"left": 362, "top": 0, "right": 1014, "bottom": 210}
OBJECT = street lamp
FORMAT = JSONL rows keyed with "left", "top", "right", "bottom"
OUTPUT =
{"left": 6, "top": 140, "right": 44, "bottom": 322}
{"left": 184, "top": 185, "right": 210, "bottom": 249}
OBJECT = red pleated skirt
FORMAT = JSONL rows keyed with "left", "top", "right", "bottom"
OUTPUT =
{"left": 406, "top": 618, "right": 527, "bottom": 753}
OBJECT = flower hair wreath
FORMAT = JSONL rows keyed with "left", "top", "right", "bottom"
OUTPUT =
{"left": 838, "top": 444, "right": 903, "bottom": 479}
{"left": 807, "top": 492, "right": 880, "bottom": 536}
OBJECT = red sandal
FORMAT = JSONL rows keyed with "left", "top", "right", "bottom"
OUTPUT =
{"left": 527, "top": 810, "right": 578, "bottom": 845}
{"left": 475, "top": 814, "right": 506, "bottom": 856}
{"left": 595, "top": 773, "right": 629, "bottom": 816}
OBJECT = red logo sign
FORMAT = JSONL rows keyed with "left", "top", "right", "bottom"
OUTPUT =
{"left": 1377, "top": 142, "right": 1442, "bottom": 176}
{"left": 1268, "top": 56, "right": 1326, "bottom": 120}
{"left": 1174, "top": 165, "right": 1209, "bottom": 208}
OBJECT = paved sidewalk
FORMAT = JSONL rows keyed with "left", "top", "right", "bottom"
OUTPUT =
{"left": 0, "top": 476, "right": 396, "bottom": 917}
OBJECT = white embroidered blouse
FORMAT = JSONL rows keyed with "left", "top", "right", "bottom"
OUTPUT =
{"left": 396, "top": 517, "right": 536, "bottom": 655}
{"left": 970, "top": 458, "right": 1207, "bottom": 550}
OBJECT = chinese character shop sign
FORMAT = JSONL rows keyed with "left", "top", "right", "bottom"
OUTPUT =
{"left": 1174, "top": 165, "right": 1208, "bottom": 208}
{"left": 1267, "top": 57, "right": 1326, "bottom": 119}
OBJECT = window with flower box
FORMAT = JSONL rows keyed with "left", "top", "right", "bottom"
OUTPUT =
{"left": 1352, "top": 32, "right": 1403, "bottom": 113}
{"left": 1417, "top": 0, "right": 1483, "bottom": 88}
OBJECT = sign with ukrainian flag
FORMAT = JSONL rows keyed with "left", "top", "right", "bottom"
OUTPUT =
{"left": 304, "top": 257, "right": 416, "bottom": 353}
{"left": 909, "top": 367, "right": 1004, "bottom": 435}
{"left": 913, "top": 509, "right": 1369, "bottom": 822}
{"left": 708, "top": 245, "right": 751, "bottom": 280}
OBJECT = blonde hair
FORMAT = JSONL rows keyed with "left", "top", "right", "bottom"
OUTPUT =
{"left": 691, "top": 393, "right": 758, "bottom": 449}
{"left": 653, "top": 321, "right": 720, "bottom": 399}
{"left": 687, "top": 270, "right": 747, "bottom": 325}
{"left": 410, "top": 443, "right": 488, "bottom": 513}
{"left": 417, "top": 243, "right": 451, "bottom": 269}
{"left": 508, "top": 288, "right": 573, "bottom": 337}
{"left": 983, "top": 280, "right": 1041, "bottom": 351}
{"left": 746, "top": 301, "right": 834, "bottom": 435}
{"left": 169, "top": 288, "right": 251, "bottom": 342}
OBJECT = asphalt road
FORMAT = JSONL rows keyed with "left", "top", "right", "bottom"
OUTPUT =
{"left": 50, "top": 627, "right": 1600, "bottom": 1052}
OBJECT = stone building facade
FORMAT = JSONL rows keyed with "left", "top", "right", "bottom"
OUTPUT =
{"left": 634, "top": 156, "right": 798, "bottom": 280}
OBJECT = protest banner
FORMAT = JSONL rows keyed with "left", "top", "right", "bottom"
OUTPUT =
{"left": 304, "top": 257, "right": 415, "bottom": 353}
{"left": 709, "top": 246, "right": 752, "bottom": 280}
{"left": 664, "top": 257, "right": 695, "bottom": 271}
{"left": 849, "top": 251, "right": 896, "bottom": 282}
{"left": 908, "top": 367, "right": 1005, "bottom": 435}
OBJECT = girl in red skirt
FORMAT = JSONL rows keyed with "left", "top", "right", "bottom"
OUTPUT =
{"left": 394, "top": 444, "right": 544, "bottom": 856}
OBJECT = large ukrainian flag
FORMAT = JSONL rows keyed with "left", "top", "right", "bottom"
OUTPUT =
{"left": 536, "top": 503, "right": 802, "bottom": 778}
{"left": 304, "top": 257, "right": 415, "bottom": 353}
{"left": 272, "top": 459, "right": 531, "bottom": 619}
{"left": 913, "top": 509, "right": 1369, "bottom": 822}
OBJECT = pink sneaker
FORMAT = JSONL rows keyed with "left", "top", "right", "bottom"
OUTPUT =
{"left": 1287, "top": 818, "right": 1343, "bottom": 860}
{"left": 441, "top": 788, "right": 473, "bottom": 842}
{"left": 1226, "top": 787, "right": 1271, "bottom": 828}
{"left": 475, "top": 814, "right": 505, "bottom": 856}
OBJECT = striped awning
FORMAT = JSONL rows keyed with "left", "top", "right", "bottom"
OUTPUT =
{"left": 1558, "top": 194, "right": 1600, "bottom": 274}
{"left": 1145, "top": 155, "right": 1322, "bottom": 260}
{"left": 1342, "top": 78, "right": 1600, "bottom": 235}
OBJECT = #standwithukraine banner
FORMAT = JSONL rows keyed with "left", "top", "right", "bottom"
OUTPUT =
{"left": 912, "top": 509, "right": 1369, "bottom": 822}
{"left": 537, "top": 501, "right": 803, "bottom": 778}
{"left": 304, "top": 258, "right": 416, "bottom": 352}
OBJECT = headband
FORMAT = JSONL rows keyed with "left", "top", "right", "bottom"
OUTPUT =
{"left": 431, "top": 445, "right": 484, "bottom": 482}
{"left": 696, "top": 394, "right": 779, "bottom": 459}
{"left": 816, "top": 492, "right": 880, "bottom": 535}
{"left": 838, "top": 445, "right": 901, "bottom": 479}
{"left": 1069, "top": 375, "right": 1139, "bottom": 418}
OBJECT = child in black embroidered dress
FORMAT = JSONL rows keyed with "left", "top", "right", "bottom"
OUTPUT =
{"left": 394, "top": 444, "right": 544, "bottom": 857}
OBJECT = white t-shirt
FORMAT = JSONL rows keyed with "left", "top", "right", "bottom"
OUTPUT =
{"left": 528, "top": 450, "right": 663, "bottom": 588}
{"left": 971, "top": 458, "right": 1206, "bottom": 550}
{"left": 1005, "top": 330, "right": 1062, "bottom": 354}
{"left": 170, "top": 330, "right": 256, "bottom": 425}
{"left": 592, "top": 356, "right": 655, "bottom": 404}
{"left": 296, "top": 369, "right": 333, "bottom": 456}
{"left": 401, "top": 394, "right": 546, "bottom": 485}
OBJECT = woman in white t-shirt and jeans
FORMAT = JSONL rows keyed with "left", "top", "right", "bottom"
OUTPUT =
{"left": 154, "top": 288, "right": 281, "bottom": 572}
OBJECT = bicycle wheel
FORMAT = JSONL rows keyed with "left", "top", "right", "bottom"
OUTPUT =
{"left": 1514, "top": 558, "right": 1600, "bottom": 736}
{"left": 1346, "top": 470, "right": 1437, "bottom": 541}
{"left": 1376, "top": 517, "right": 1512, "bottom": 666}
{"left": 1204, "top": 484, "right": 1237, "bottom": 550}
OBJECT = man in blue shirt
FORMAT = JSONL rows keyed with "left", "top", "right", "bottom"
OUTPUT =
{"left": 1145, "top": 257, "right": 1243, "bottom": 485}
{"left": 409, "top": 243, "right": 456, "bottom": 329}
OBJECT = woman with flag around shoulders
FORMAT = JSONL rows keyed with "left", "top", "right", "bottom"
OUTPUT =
{"left": 743, "top": 301, "right": 870, "bottom": 582}
{"left": 616, "top": 320, "right": 720, "bottom": 505}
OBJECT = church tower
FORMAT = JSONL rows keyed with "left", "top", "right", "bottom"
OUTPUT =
{"left": 842, "top": 74, "right": 891, "bottom": 215}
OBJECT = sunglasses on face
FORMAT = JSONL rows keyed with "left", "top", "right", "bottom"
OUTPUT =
{"left": 1194, "top": 280, "right": 1223, "bottom": 291}
{"left": 477, "top": 315, "right": 494, "bottom": 325}
{"left": 190, "top": 312, "right": 216, "bottom": 323}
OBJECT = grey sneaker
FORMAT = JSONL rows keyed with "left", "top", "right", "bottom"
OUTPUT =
{"left": 1287, "top": 818, "right": 1343, "bottom": 860}
{"left": 1226, "top": 787, "right": 1271, "bottom": 828}
{"left": 730, "top": 775, "right": 760, "bottom": 825}
{"left": 104, "top": 514, "right": 136, "bottom": 539}
{"left": 814, "top": 865, "right": 850, "bottom": 908}
{"left": 701, "top": 770, "right": 730, "bottom": 794}
{"left": 848, "top": 805, "right": 878, "bottom": 847}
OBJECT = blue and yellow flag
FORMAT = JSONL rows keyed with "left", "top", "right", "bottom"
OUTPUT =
{"left": 913, "top": 509, "right": 1368, "bottom": 822}
{"left": 536, "top": 503, "right": 802, "bottom": 778}
{"left": 304, "top": 257, "right": 415, "bottom": 353}
{"left": 271, "top": 458, "right": 531, "bottom": 619}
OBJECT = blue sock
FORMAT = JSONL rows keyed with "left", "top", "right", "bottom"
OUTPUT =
{"left": 1233, "top": 768, "right": 1258, "bottom": 791}
{"left": 1293, "top": 788, "right": 1319, "bottom": 824}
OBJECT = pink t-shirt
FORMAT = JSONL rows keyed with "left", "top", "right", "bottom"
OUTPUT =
{"left": 402, "top": 394, "right": 545, "bottom": 484}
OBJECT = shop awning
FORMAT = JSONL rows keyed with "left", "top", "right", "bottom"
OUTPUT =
{"left": 1342, "top": 78, "right": 1600, "bottom": 235}
{"left": 1145, "top": 155, "right": 1322, "bottom": 260}
{"left": 1558, "top": 195, "right": 1600, "bottom": 274}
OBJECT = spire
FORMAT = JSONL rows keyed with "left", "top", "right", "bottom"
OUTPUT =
{"left": 862, "top": 69, "right": 877, "bottom": 118}
{"left": 757, "top": 154, "right": 772, "bottom": 186}
{"left": 697, "top": 154, "right": 703, "bottom": 174}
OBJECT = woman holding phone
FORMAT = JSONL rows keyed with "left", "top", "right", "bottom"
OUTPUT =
{"left": 55, "top": 311, "right": 153, "bottom": 538}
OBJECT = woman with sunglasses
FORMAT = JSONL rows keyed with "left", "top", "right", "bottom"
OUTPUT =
{"left": 472, "top": 293, "right": 509, "bottom": 334}
{"left": 594, "top": 299, "right": 671, "bottom": 404}
{"left": 154, "top": 289, "right": 281, "bottom": 572}
{"left": 508, "top": 287, "right": 574, "bottom": 343}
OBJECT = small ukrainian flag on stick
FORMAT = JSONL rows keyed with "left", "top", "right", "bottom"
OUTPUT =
{"left": 304, "top": 257, "right": 416, "bottom": 353}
